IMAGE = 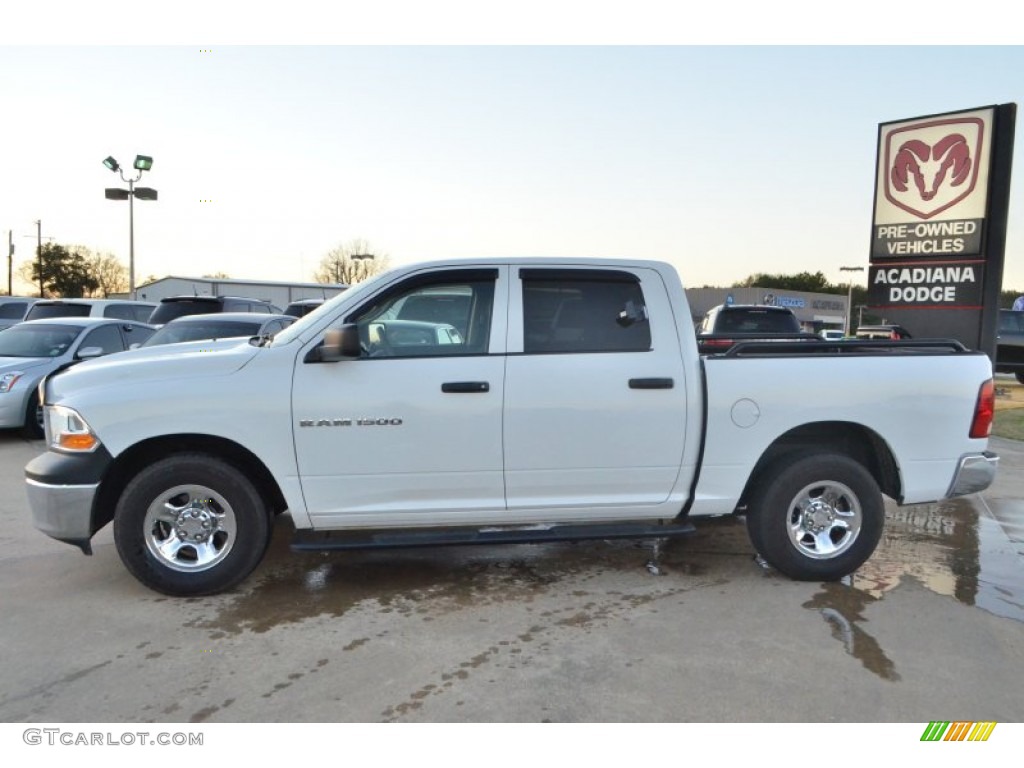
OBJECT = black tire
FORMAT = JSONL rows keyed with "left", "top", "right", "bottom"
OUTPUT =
{"left": 745, "top": 452, "right": 884, "bottom": 581}
{"left": 113, "top": 454, "right": 272, "bottom": 596}
{"left": 21, "top": 391, "right": 44, "bottom": 439}
{"left": 1016, "top": 372, "right": 1024, "bottom": 385}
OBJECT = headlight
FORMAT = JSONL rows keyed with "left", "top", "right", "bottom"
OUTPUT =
{"left": 45, "top": 405, "right": 101, "bottom": 453}
{"left": 0, "top": 372, "right": 23, "bottom": 393}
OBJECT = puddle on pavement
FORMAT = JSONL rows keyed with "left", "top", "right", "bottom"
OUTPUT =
{"left": 186, "top": 494, "right": 1022, "bottom": 640}
{"left": 847, "top": 496, "right": 1024, "bottom": 622}
{"left": 802, "top": 495, "right": 1024, "bottom": 678}
{"left": 802, "top": 584, "right": 899, "bottom": 681}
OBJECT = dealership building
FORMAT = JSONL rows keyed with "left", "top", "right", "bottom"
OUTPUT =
{"left": 684, "top": 287, "right": 849, "bottom": 333}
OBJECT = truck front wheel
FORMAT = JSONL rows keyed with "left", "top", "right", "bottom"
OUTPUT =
{"left": 113, "top": 454, "right": 272, "bottom": 596}
{"left": 745, "top": 453, "right": 884, "bottom": 581}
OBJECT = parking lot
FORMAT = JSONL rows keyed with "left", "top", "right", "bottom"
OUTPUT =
{"left": 1, "top": 431, "right": 1022, "bottom": 723}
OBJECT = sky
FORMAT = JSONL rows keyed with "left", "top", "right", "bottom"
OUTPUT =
{"left": 2, "top": 6, "right": 1023, "bottom": 296}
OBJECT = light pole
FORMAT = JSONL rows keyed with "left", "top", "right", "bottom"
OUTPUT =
{"left": 103, "top": 155, "right": 157, "bottom": 300}
{"left": 22, "top": 222, "right": 54, "bottom": 297}
{"left": 840, "top": 266, "right": 865, "bottom": 336}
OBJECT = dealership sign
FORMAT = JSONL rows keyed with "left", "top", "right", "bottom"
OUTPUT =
{"left": 869, "top": 263, "right": 984, "bottom": 308}
{"left": 872, "top": 108, "right": 992, "bottom": 262}
{"left": 865, "top": 103, "right": 1015, "bottom": 354}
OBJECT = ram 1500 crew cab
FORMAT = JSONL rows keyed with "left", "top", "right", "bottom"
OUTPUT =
{"left": 25, "top": 259, "right": 999, "bottom": 596}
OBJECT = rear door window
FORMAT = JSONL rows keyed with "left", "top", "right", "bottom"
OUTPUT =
{"left": 521, "top": 270, "right": 651, "bottom": 354}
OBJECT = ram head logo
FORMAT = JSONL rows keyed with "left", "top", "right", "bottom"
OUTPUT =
{"left": 883, "top": 117, "right": 985, "bottom": 220}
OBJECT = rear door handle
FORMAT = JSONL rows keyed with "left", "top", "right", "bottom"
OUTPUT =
{"left": 629, "top": 378, "right": 674, "bottom": 390}
{"left": 442, "top": 381, "right": 491, "bottom": 393}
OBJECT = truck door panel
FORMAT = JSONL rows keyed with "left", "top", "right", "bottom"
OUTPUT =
{"left": 293, "top": 267, "right": 508, "bottom": 525}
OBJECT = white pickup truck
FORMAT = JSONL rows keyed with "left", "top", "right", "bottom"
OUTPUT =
{"left": 25, "top": 259, "right": 999, "bottom": 596}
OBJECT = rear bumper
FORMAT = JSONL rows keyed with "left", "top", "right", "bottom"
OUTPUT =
{"left": 946, "top": 451, "right": 999, "bottom": 498}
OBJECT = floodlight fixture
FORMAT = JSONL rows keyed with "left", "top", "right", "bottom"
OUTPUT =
{"left": 103, "top": 152, "right": 158, "bottom": 300}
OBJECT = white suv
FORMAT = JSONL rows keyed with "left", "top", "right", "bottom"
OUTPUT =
{"left": 24, "top": 299, "right": 157, "bottom": 323}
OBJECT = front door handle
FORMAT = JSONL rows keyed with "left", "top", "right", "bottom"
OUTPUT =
{"left": 442, "top": 381, "right": 490, "bottom": 393}
{"left": 629, "top": 378, "right": 674, "bottom": 390}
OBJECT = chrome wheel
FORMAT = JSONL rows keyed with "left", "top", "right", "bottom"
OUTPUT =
{"left": 786, "top": 480, "right": 862, "bottom": 560}
{"left": 143, "top": 484, "right": 237, "bottom": 572}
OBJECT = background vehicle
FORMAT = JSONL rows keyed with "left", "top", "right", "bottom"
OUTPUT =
{"left": 0, "top": 297, "right": 41, "bottom": 331}
{"left": 1, "top": 318, "right": 154, "bottom": 436}
{"left": 995, "top": 309, "right": 1024, "bottom": 384}
{"left": 24, "top": 299, "right": 156, "bottom": 323}
{"left": 855, "top": 324, "right": 912, "bottom": 340}
{"left": 148, "top": 296, "right": 283, "bottom": 326}
{"left": 696, "top": 303, "right": 811, "bottom": 353}
{"left": 27, "top": 259, "right": 997, "bottom": 596}
{"left": 140, "top": 312, "right": 295, "bottom": 348}
{"left": 819, "top": 329, "right": 845, "bottom": 341}
{"left": 284, "top": 299, "right": 325, "bottom": 318}
{"left": 362, "top": 319, "right": 463, "bottom": 356}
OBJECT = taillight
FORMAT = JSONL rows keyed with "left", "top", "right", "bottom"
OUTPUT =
{"left": 969, "top": 379, "right": 995, "bottom": 438}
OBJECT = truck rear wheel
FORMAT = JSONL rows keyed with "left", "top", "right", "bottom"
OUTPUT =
{"left": 113, "top": 454, "right": 272, "bottom": 596}
{"left": 745, "top": 453, "right": 883, "bottom": 581}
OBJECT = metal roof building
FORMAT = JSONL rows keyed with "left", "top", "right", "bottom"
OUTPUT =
{"left": 133, "top": 276, "right": 348, "bottom": 309}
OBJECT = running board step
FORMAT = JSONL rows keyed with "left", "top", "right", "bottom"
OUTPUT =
{"left": 291, "top": 521, "right": 697, "bottom": 552}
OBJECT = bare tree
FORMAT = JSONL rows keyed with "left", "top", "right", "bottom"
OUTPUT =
{"left": 86, "top": 251, "right": 129, "bottom": 297}
{"left": 313, "top": 239, "right": 389, "bottom": 285}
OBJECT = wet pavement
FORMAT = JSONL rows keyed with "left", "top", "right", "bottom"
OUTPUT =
{"left": 1, "top": 434, "right": 1022, "bottom": 722}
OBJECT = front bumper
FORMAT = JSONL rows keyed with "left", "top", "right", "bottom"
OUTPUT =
{"left": 26, "top": 479, "right": 99, "bottom": 554}
{"left": 946, "top": 451, "right": 999, "bottom": 498}
{"left": 0, "top": 391, "right": 29, "bottom": 428}
{"left": 25, "top": 446, "right": 113, "bottom": 555}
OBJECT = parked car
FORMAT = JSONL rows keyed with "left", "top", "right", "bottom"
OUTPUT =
{"left": 148, "top": 295, "right": 283, "bottom": 326}
{"left": 140, "top": 313, "right": 295, "bottom": 348}
{"left": 696, "top": 303, "right": 811, "bottom": 353}
{"left": 819, "top": 329, "right": 846, "bottom": 341}
{"left": 855, "top": 324, "right": 913, "bottom": 340}
{"left": 995, "top": 309, "right": 1024, "bottom": 384}
{"left": 363, "top": 319, "right": 463, "bottom": 355}
{"left": 284, "top": 299, "right": 326, "bottom": 318}
{"left": 0, "top": 318, "right": 154, "bottom": 437}
{"left": 24, "top": 299, "right": 157, "bottom": 323}
{"left": 0, "top": 297, "right": 42, "bottom": 331}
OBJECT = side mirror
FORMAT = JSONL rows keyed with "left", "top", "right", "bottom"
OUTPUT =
{"left": 318, "top": 324, "right": 362, "bottom": 362}
{"left": 76, "top": 346, "right": 105, "bottom": 360}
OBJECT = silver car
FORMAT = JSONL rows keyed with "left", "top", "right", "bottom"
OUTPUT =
{"left": 0, "top": 318, "right": 155, "bottom": 437}
{"left": 139, "top": 312, "right": 295, "bottom": 348}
